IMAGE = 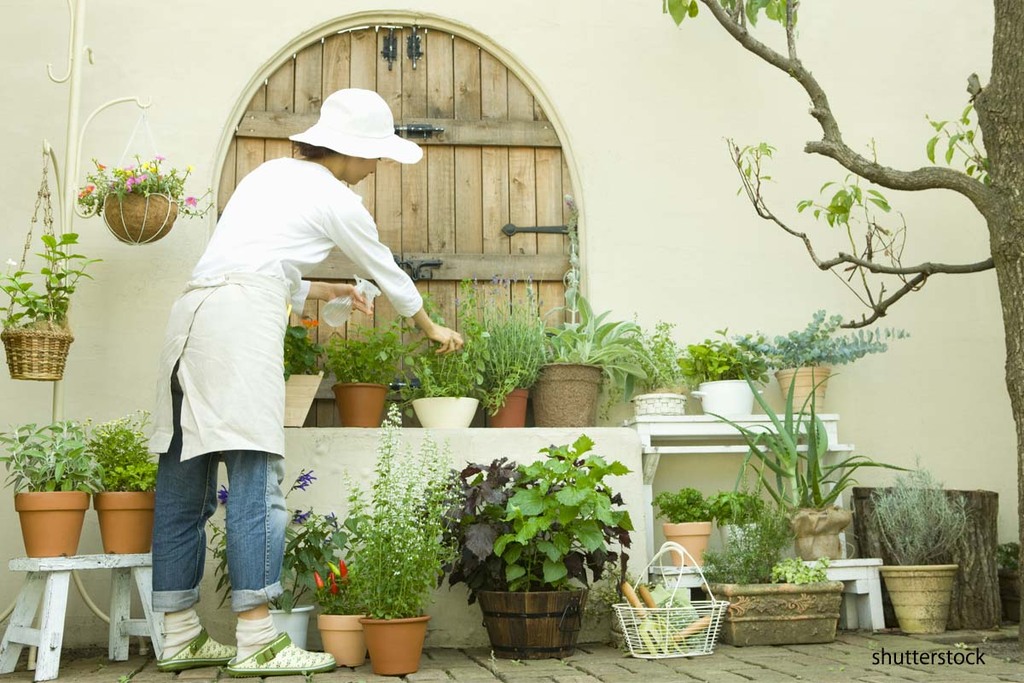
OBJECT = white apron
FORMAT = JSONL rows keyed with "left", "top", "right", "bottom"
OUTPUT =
{"left": 150, "top": 273, "right": 290, "bottom": 461}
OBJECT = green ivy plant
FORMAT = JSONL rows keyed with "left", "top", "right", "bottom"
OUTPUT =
{"left": 87, "top": 412, "right": 157, "bottom": 492}
{"left": 653, "top": 487, "right": 710, "bottom": 524}
{"left": 771, "top": 557, "right": 830, "bottom": 585}
{"left": 447, "top": 435, "right": 633, "bottom": 601}
{"left": 0, "top": 421, "right": 103, "bottom": 493}
{"left": 679, "top": 332, "right": 768, "bottom": 386}
{"left": 325, "top": 320, "right": 408, "bottom": 386}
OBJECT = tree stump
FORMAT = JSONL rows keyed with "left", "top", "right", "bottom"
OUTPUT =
{"left": 852, "top": 487, "right": 1000, "bottom": 630}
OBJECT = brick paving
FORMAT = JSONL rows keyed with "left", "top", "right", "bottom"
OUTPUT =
{"left": 3, "top": 629, "right": 1024, "bottom": 682}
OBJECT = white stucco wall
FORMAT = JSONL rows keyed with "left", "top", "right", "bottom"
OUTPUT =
{"left": 0, "top": 0, "right": 1011, "bottom": 648}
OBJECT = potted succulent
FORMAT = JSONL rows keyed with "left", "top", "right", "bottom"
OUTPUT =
{"left": 679, "top": 332, "right": 768, "bottom": 417}
{"left": 533, "top": 294, "right": 648, "bottom": 427}
{"left": 344, "top": 405, "right": 457, "bottom": 675}
{"left": 997, "top": 542, "right": 1019, "bottom": 623}
{"left": 447, "top": 435, "right": 633, "bottom": 659}
{"left": 1, "top": 231, "right": 100, "bottom": 381}
{"left": 718, "top": 374, "right": 902, "bottom": 560}
{"left": 736, "top": 310, "right": 908, "bottom": 411}
{"left": 77, "top": 155, "right": 212, "bottom": 244}
{"left": 872, "top": 468, "right": 968, "bottom": 634}
{"left": 0, "top": 420, "right": 103, "bottom": 557}
{"left": 325, "top": 319, "right": 406, "bottom": 427}
{"left": 702, "top": 506, "right": 844, "bottom": 645}
{"left": 88, "top": 412, "right": 158, "bottom": 554}
{"left": 283, "top": 318, "right": 324, "bottom": 428}
{"left": 652, "top": 487, "right": 712, "bottom": 567}
{"left": 633, "top": 321, "right": 688, "bottom": 417}
{"left": 314, "top": 559, "right": 367, "bottom": 668}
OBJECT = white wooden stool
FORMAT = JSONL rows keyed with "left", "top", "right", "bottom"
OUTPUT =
{"left": 653, "top": 557, "right": 886, "bottom": 631}
{"left": 0, "top": 553, "right": 164, "bottom": 682}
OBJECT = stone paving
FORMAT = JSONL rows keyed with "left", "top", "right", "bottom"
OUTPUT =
{"left": 5, "top": 629, "right": 1024, "bottom": 683}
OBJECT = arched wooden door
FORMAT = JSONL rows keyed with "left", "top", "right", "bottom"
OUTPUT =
{"left": 217, "top": 24, "right": 574, "bottom": 426}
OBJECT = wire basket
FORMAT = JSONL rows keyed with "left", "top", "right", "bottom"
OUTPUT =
{"left": 614, "top": 542, "right": 728, "bottom": 659}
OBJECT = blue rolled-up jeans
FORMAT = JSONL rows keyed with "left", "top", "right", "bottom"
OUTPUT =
{"left": 152, "top": 367, "right": 286, "bottom": 613}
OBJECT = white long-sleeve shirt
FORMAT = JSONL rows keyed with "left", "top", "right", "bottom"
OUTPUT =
{"left": 192, "top": 157, "right": 422, "bottom": 317}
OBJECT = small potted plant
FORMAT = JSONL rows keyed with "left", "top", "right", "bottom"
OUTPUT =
{"left": 533, "top": 294, "right": 648, "bottom": 427}
{"left": 0, "top": 420, "right": 103, "bottom": 557}
{"left": 652, "top": 487, "right": 712, "bottom": 567}
{"left": 324, "top": 319, "right": 406, "bottom": 427}
{"left": 88, "top": 411, "right": 158, "bottom": 554}
{"left": 701, "top": 506, "right": 844, "bottom": 646}
{"left": 447, "top": 435, "right": 633, "bottom": 659}
{"left": 736, "top": 310, "right": 908, "bottom": 411}
{"left": 344, "top": 405, "right": 457, "bottom": 675}
{"left": 283, "top": 318, "right": 324, "bottom": 428}
{"left": 77, "top": 155, "right": 212, "bottom": 244}
{"left": 679, "top": 331, "right": 768, "bottom": 417}
{"left": 1, "top": 232, "right": 100, "bottom": 381}
{"left": 314, "top": 559, "right": 367, "bottom": 667}
{"left": 872, "top": 468, "right": 968, "bottom": 634}
{"left": 633, "top": 321, "right": 688, "bottom": 417}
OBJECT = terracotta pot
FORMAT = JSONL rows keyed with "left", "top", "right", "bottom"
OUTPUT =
{"left": 880, "top": 564, "right": 959, "bottom": 634}
{"left": 285, "top": 372, "right": 323, "bottom": 427}
{"left": 477, "top": 590, "right": 587, "bottom": 659}
{"left": 531, "top": 364, "right": 602, "bottom": 427}
{"left": 775, "top": 366, "right": 831, "bottom": 412}
{"left": 359, "top": 615, "right": 430, "bottom": 676}
{"left": 15, "top": 491, "right": 89, "bottom": 557}
{"left": 790, "top": 507, "right": 852, "bottom": 561}
{"left": 331, "top": 382, "right": 388, "bottom": 427}
{"left": 488, "top": 388, "right": 528, "bottom": 428}
{"left": 94, "top": 491, "right": 155, "bottom": 554}
{"left": 318, "top": 614, "right": 366, "bottom": 668}
{"left": 102, "top": 193, "right": 178, "bottom": 244}
{"left": 662, "top": 521, "right": 712, "bottom": 567}
{"left": 411, "top": 397, "right": 479, "bottom": 428}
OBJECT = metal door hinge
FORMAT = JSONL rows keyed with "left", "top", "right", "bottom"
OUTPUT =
{"left": 381, "top": 28, "right": 399, "bottom": 71}
{"left": 407, "top": 27, "right": 423, "bottom": 70}
{"left": 395, "top": 124, "right": 445, "bottom": 139}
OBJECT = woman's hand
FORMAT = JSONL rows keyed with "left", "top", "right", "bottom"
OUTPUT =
{"left": 309, "top": 281, "right": 373, "bottom": 315}
{"left": 411, "top": 308, "right": 463, "bottom": 354}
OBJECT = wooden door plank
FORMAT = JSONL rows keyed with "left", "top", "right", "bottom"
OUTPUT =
{"left": 535, "top": 147, "right": 565, "bottom": 320}
{"left": 480, "top": 51, "right": 508, "bottom": 121}
{"left": 455, "top": 148, "right": 483, "bottom": 256}
{"left": 482, "top": 147, "right": 510, "bottom": 256}
{"left": 402, "top": 27, "right": 428, "bottom": 118}
{"left": 265, "top": 56, "right": 294, "bottom": 161}
{"left": 375, "top": 29, "right": 405, "bottom": 331}
{"left": 217, "top": 139, "right": 236, "bottom": 217}
{"left": 346, "top": 30, "right": 377, "bottom": 218}
{"left": 295, "top": 42, "right": 324, "bottom": 115}
{"left": 309, "top": 252, "right": 568, "bottom": 282}
{"left": 426, "top": 30, "right": 457, "bottom": 325}
{"left": 323, "top": 33, "right": 352, "bottom": 95}
{"left": 235, "top": 86, "right": 267, "bottom": 186}
{"left": 507, "top": 72, "right": 535, "bottom": 121}
{"left": 454, "top": 37, "right": 481, "bottom": 121}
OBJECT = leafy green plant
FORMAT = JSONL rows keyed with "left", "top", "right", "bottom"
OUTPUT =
{"left": 719, "top": 375, "right": 902, "bottom": 510}
{"left": 283, "top": 318, "right": 324, "bottom": 380}
{"left": 706, "top": 490, "right": 767, "bottom": 526}
{"left": 653, "top": 487, "right": 710, "bottom": 523}
{"left": 325, "top": 320, "right": 407, "bottom": 386}
{"left": 771, "top": 557, "right": 830, "bottom": 585}
{"left": 872, "top": 468, "right": 968, "bottom": 566}
{"left": 636, "top": 321, "right": 687, "bottom": 393}
{"left": 0, "top": 421, "right": 103, "bottom": 493}
{"left": 736, "top": 310, "right": 907, "bottom": 369}
{"left": 679, "top": 332, "right": 768, "bottom": 386}
{"left": 447, "top": 435, "right": 633, "bottom": 602}
{"left": 0, "top": 232, "right": 100, "bottom": 329}
{"left": 701, "top": 506, "right": 793, "bottom": 584}
{"left": 998, "top": 542, "right": 1019, "bottom": 572}
{"left": 477, "top": 282, "right": 547, "bottom": 414}
{"left": 926, "top": 104, "right": 989, "bottom": 186}
{"left": 88, "top": 412, "right": 157, "bottom": 492}
{"left": 345, "top": 405, "right": 457, "bottom": 619}
{"left": 77, "top": 155, "right": 212, "bottom": 218}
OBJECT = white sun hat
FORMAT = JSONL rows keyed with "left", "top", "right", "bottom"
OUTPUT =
{"left": 289, "top": 88, "right": 423, "bottom": 164}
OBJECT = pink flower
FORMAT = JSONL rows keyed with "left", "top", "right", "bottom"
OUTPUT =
{"left": 185, "top": 196, "right": 197, "bottom": 207}
{"left": 154, "top": 155, "right": 165, "bottom": 161}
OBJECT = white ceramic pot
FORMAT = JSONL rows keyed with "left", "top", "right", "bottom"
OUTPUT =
{"left": 270, "top": 605, "right": 315, "bottom": 649}
{"left": 691, "top": 380, "right": 757, "bottom": 417}
{"left": 412, "top": 397, "right": 480, "bottom": 428}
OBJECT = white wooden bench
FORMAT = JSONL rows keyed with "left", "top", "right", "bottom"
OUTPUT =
{"left": 0, "top": 553, "right": 164, "bottom": 682}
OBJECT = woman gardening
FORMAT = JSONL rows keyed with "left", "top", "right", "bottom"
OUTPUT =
{"left": 149, "top": 89, "right": 463, "bottom": 677}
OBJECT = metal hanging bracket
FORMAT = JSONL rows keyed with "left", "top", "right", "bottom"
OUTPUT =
{"left": 394, "top": 256, "right": 443, "bottom": 281}
{"left": 501, "top": 223, "right": 569, "bottom": 237}
{"left": 380, "top": 28, "right": 398, "bottom": 71}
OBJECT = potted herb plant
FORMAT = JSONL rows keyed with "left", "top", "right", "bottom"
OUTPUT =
{"left": 702, "top": 506, "right": 844, "bottom": 645}
{"left": 447, "top": 435, "right": 633, "bottom": 659}
{"left": 872, "top": 468, "right": 968, "bottom": 634}
{"left": 344, "top": 405, "right": 457, "bottom": 675}
{"left": 325, "top": 319, "right": 406, "bottom": 427}
{"left": 1, "top": 231, "right": 100, "bottom": 381}
{"left": 680, "top": 332, "right": 768, "bottom": 417}
{"left": 533, "top": 294, "right": 648, "bottom": 427}
{"left": 736, "top": 310, "right": 908, "bottom": 411}
{"left": 283, "top": 318, "right": 324, "bottom": 428}
{"left": 77, "top": 155, "right": 211, "bottom": 244}
{"left": 88, "top": 411, "right": 158, "bottom": 554}
{"left": 707, "top": 489, "right": 767, "bottom": 545}
{"left": 0, "top": 420, "right": 103, "bottom": 557}
{"left": 633, "top": 321, "right": 688, "bottom": 417}
{"left": 314, "top": 559, "right": 367, "bottom": 667}
{"left": 652, "top": 487, "right": 712, "bottom": 567}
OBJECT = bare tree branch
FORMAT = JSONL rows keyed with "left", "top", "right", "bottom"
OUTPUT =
{"left": 785, "top": 0, "right": 798, "bottom": 61}
{"left": 698, "top": 0, "right": 995, "bottom": 216}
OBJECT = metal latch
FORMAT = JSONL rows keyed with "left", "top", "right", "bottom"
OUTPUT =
{"left": 395, "top": 124, "right": 445, "bottom": 139}
{"left": 501, "top": 222, "right": 568, "bottom": 237}
{"left": 394, "top": 256, "right": 443, "bottom": 281}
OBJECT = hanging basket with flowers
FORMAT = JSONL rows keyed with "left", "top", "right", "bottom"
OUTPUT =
{"left": 77, "top": 155, "right": 211, "bottom": 245}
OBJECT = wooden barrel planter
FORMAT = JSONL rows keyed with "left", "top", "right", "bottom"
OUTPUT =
{"left": 477, "top": 590, "right": 587, "bottom": 659}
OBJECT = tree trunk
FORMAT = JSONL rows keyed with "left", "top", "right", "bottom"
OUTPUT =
{"left": 852, "top": 487, "right": 1000, "bottom": 630}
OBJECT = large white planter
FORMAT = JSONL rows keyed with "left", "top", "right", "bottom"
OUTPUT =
{"left": 691, "top": 380, "right": 756, "bottom": 417}
{"left": 412, "top": 397, "right": 479, "bottom": 428}
{"left": 270, "top": 605, "right": 315, "bottom": 649}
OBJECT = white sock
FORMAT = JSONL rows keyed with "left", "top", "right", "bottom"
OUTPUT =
{"left": 235, "top": 615, "right": 278, "bottom": 661}
{"left": 161, "top": 608, "right": 202, "bottom": 656}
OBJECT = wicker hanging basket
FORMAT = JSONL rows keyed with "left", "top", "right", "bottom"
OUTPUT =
{"left": 2, "top": 325, "right": 74, "bottom": 381}
{"left": 102, "top": 193, "right": 178, "bottom": 244}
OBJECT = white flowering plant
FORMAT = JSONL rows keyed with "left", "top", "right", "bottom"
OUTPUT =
{"left": 345, "top": 405, "right": 459, "bottom": 620}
